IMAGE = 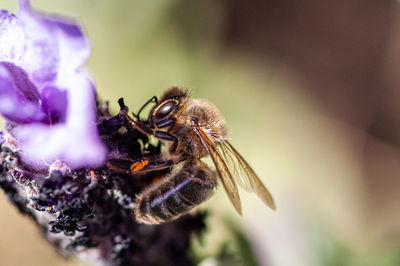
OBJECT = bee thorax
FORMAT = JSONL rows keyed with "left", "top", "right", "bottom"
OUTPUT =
{"left": 185, "top": 99, "right": 228, "bottom": 141}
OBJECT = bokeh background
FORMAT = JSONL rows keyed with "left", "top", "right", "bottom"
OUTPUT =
{"left": 1, "top": 0, "right": 400, "bottom": 265}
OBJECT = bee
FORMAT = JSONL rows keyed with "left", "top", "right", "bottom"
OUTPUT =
{"left": 113, "top": 87, "right": 275, "bottom": 224}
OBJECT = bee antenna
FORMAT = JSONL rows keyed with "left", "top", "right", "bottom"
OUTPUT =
{"left": 131, "top": 112, "right": 140, "bottom": 120}
{"left": 135, "top": 95, "right": 158, "bottom": 121}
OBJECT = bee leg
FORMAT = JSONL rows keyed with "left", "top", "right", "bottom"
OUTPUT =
{"left": 120, "top": 109, "right": 154, "bottom": 135}
{"left": 155, "top": 118, "right": 176, "bottom": 128}
{"left": 130, "top": 159, "right": 175, "bottom": 174}
{"left": 155, "top": 131, "right": 178, "bottom": 153}
{"left": 106, "top": 160, "right": 131, "bottom": 174}
{"left": 107, "top": 158, "right": 176, "bottom": 175}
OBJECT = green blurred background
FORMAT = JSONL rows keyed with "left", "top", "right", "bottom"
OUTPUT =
{"left": 1, "top": 0, "right": 400, "bottom": 265}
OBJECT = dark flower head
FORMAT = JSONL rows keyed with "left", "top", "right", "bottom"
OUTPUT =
{"left": 0, "top": 0, "right": 106, "bottom": 170}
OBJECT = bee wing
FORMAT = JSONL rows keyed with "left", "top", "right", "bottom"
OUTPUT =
{"left": 220, "top": 141, "right": 276, "bottom": 210}
{"left": 194, "top": 126, "right": 243, "bottom": 215}
{"left": 218, "top": 142, "right": 252, "bottom": 192}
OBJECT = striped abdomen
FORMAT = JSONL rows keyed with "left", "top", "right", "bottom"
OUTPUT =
{"left": 134, "top": 160, "right": 216, "bottom": 224}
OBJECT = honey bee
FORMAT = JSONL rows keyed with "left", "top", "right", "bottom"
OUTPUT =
{"left": 114, "top": 87, "right": 275, "bottom": 224}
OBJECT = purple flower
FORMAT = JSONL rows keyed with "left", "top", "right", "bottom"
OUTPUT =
{"left": 0, "top": 0, "right": 107, "bottom": 170}
{"left": 0, "top": 2, "right": 214, "bottom": 266}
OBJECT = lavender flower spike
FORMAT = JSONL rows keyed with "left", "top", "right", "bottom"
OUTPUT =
{"left": 0, "top": 0, "right": 107, "bottom": 170}
{"left": 0, "top": 1, "right": 212, "bottom": 266}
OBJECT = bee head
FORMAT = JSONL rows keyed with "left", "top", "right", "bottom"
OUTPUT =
{"left": 150, "top": 87, "right": 189, "bottom": 124}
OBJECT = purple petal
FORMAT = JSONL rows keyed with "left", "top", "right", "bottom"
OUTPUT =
{"left": 41, "top": 85, "right": 68, "bottom": 124}
{"left": 0, "top": 62, "right": 46, "bottom": 123}
{"left": 17, "top": 0, "right": 90, "bottom": 87}
{"left": 13, "top": 123, "right": 107, "bottom": 170}
{"left": 2, "top": 61, "right": 40, "bottom": 101}
{"left": 0, "top": 1, "right": 107, "bottom": 170}
{"left": 0, "top": 131, "right": 4, "bottom": 145}
{"left": 0, "top": 10, "right": 25, "bottom": 64}
{"left": 12, "top": 72, "right": 107, "bottom": 170}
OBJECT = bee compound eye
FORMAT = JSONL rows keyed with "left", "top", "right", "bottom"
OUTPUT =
{"left": 155, "top": 101, "right": 176, "bottom": 120}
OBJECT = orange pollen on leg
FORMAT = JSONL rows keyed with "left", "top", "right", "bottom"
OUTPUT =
{"left": 130, "top": 160, "right": 149, "bottom": 173}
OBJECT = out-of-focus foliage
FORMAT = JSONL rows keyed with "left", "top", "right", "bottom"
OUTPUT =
{"left": 191, "top": 218, "right": 260, "bottom": 266}
{"left": 314, "top": 231, "right": 400, "bottom": 266}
